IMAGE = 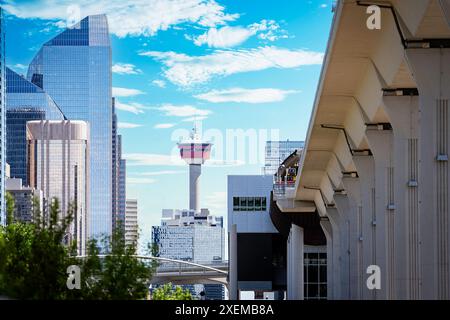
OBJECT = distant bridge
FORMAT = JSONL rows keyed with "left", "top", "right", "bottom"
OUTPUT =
{"left": 76, "top": 255, "right": 229, "bottom": 286}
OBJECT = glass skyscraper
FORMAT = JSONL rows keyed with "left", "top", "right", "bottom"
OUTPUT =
{"left": 27, "top": 15, "right": 112, "bottom": 238}
{"left": 6, "top": 67, "right": 65, "bottom": 186}
{"left": 0, "top": 7, "right": 5, "bottom": 225}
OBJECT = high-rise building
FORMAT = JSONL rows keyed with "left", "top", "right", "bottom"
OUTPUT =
{"left": 152, "top": 209, "right": 225, "bottom": 299}
{"left": 263, "top": 140, "right": 304, "bottom": 175}
{"left": 125, "top": 199, "right": 138, "bottom": 246}
{"left": 27, "top": 120, "right": 89, "bottom": 255}
{"left": 5, "top": 178, "right": 44, "bottom": 223}
{"left": 0, "top": 7, "right": 6, "bottom": 225}
{"left": 112, "top": 97, "right": 122, "bottom": 233}
{"left": 27, "top": 15, "right": 112, "bottom": 239}
{"left": 118, "top": 147, "right": 126, "bottom": 231}
{"left": 5, "top": 67, "right": 66, "bottom": 186}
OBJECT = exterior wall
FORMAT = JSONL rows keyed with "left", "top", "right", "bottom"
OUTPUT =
{"left": 227, "top": 175, "right": 278, "bottom": 234}
{"left": 27, "top": 120, "right": 89, "bottom": 255}
{"left": 27, "top": 15, "right": 112, "bottom": 239}
{"left": 125, "top": 198, "right": 138, "bottom": 246}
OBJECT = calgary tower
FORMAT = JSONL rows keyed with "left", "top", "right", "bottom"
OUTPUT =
{"left": 177, "top": 125, "right": 212, "bottom": 212}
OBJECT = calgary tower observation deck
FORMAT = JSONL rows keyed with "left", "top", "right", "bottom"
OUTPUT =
{"left": 177, "top": 126, "right": 212, "bottom": 212}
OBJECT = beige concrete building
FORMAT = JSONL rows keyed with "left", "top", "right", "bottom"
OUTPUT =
{"left": 271, "top": 0, "right": 450, "bottom": 300}
{"left": 27, "top": 120, "right": 89, "bottom": 255}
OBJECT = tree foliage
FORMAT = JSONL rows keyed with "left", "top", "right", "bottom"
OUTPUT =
{"left": 0, "top": 197, "right": 153, "bottom": 300}
{"left": 152, "top": 283, "right": 193, "bottom": 300}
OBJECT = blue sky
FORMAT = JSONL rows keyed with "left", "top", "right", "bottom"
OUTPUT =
{"left": 2, "top": 0, "right": 334, "bottom": 247}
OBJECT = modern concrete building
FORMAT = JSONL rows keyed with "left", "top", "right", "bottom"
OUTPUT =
{"left": 27, "top": 120, "right": 89, "bottom": 255}
{"left": 125, "top": 198, "right": 138, "bottom": 246}
{"left": 0, "top": 7, "right": 6, "bottom": 226}
{"left": 27, "top": 15, "right": 112, "bottom": 240}
{"left": 227, "top": 175, "right": 283, "bottom": 300}
{"left": 5, "top": 178, "right": 44, "bottom": 223}
{"left": 275, "top": 0, "right": 450, "bottom": 300}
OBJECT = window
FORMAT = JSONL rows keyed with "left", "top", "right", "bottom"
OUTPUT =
{"left": 233, "top": 197, "right": 239, "bottom": 211}
{"left": 232, "top": 197, "right": 267, "bottom": 212}
{"left": 304, "top": 251, "right": 327, "bottom": 300}
{"left": 239, "top": 197, "right": 247, "bottom": 211}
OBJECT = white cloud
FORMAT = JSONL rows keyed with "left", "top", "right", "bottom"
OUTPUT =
{"left": 115, "top": 101, "right": 148, "bottom": 114}
{"left": 3, "top": 0, "right": 239, "bottom": 38}
{"left": 157, "top": 105, "right": 212, "bottom": 117}
{"left": 124, "top": 153, "right": 244, "bottom": 167}
{"left": 124, "top": 153, "right": 184, "bottom": 166}
{"left": 154, "top": 123, "right": 176, "bottom": 129}
{"left": 112, "top": 63, "right": 142, "bottom": 75}
{"left": 320, "top": 4, "right": 328, "bottom": 8}
{"left": 195, "top": 87, "right": 299, "bottom": 103}
{"left": 250, "top": 20, "right": 288, "bottom": 42}
{"left": 182, "top": 116, "right": 208, "bottom": 122}
{"left": 151, "top": 80, "right": 166, "bottom": 88}
{"left": 191, "top": 26, "right": 253, "bottom": 48}
{"left": 118, "top": 122, "right": 143, "bottom": 129}
{"left": 141, "top": 46, "right": 324, "bottom": 87}
{"left": 127, "top": 177, "right": 157, "bottom": 185}
{"left": 112, "top": 87, "right": 145, "bottom": 97}
{"left": 141, "top": 170, "right": 184, "bottom": 176}
{"left": 13, "top": 63, "right": 28, "bottom": 70}
{"left": 188, "top": 19, "right": 287, "bottom": 48}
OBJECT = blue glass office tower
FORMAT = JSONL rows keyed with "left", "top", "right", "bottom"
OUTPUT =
{"left": 6, "top": 67, "right": 65, "bottom": 186}
{"left": 0, "top": 7, "right": 6, "bottom": 225}
{"left": 27, "top": 15, "right": 112, "bottom": 238}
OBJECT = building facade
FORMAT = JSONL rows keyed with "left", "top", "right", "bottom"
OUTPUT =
{"left": 112, "top": 98, "right": 126, "bottom": 234}
{"left": 5, "top": 178, "right": 44, "bottom": 223}
{"left": 274, "top": 0, "right": 450, "bottom": 300}
{"left": 27, "top": 120, "right": 89, "bottom": 255}
{"left": 152, "top": 209, "right": 225, "bottom": 299}
{"left": 125, "top": 198, "right": 138, "bottom": 246}
{"left": 263, "top": 140, "right": 304, "bottom": 175}
{"left": 27, "top": 15, "right": 112, "bottom": 239}
{"left": 5, "top": 67, "right": 65, "bottom": 186}
{"left": 0, "top": 7, "right": 6, "bottom": 225}
{"left": 228, "top": 175, "right": 284, "bottom": 300}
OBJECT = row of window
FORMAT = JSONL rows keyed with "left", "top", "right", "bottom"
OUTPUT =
{"left": 232, "top": 197, "right": 267, "bottom": 212}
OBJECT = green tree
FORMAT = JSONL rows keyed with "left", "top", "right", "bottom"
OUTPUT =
{"left": 0, "top": 197, "right": 154, "bottom": 300}
{"left": 0, "top": 197, "right": 74, "bottom": 299}
{"left": 5, "top": 191, "right": 15, "bottom": 225}
{"left": 152, "top": 283, "right": 193, "bottom": 300}
{"left": 67, "top": 221, "right": 153, "bottom": 300}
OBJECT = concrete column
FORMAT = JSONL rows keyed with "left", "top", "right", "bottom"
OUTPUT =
{"left": 352, "top": 156, "right": 376, "bottom": 300}
{"left": 406, "top": 48, "right": 450, "bottom": 299}
{"left": 229, "top": 224, "right": 238, "bottom": 300}
{"left": 287, "top": 224, "right": 304, "bottom": 300}
{"left": 365, "top": 129, "right": 393, "bottom": 299}
{"left": 334, "top": 194, "right": 353, "bottom": 299}
{"left": 383, "top": 95, "right": 420, "bottom": 299}
{"left": 320, "top": 217, "right": 336, "bottom": 299}
{"left": 189, "top": 164, "right": 201, "bottom": 211}
{"left": 341, "top": 176, "right": 364, "bottom": 299}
